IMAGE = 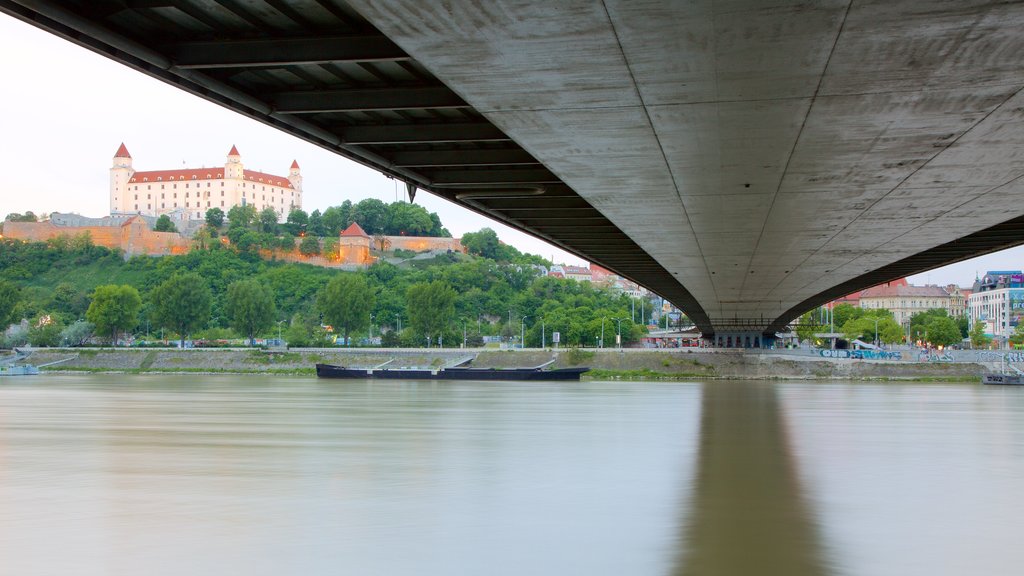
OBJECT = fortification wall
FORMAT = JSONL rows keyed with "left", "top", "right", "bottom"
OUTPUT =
{"left": 3, "top": 219, "right": 189, "bottom": 256}
{"left": 387, "top": 235, "right": 464, "bottom": 253}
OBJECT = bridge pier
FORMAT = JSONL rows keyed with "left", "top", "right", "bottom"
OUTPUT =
{"left": 712, "top": 332, "right": 776, "bottom": 349}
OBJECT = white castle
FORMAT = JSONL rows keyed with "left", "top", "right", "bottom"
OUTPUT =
{"left": 110, "top": 143, "right": 302, "bottom": 222}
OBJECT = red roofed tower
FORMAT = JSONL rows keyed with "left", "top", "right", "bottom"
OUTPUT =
{"left": 340, "top": 222, "right": 369, "bottom": 237}
{"left": 288, "top": 159, "right": 302, "bottom": 196}
{"left": 225, "top": 144, "right": 243, "bottom": 180}
{"left": 110, "top": 143, "right": 135, "bottom": 214}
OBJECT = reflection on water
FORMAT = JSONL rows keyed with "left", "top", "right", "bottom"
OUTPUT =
{"left": 1, "top": 375, "right": 1024, "bottom": 575}
{"left": 676, "top": 382, "right": 828, "bottom": 575}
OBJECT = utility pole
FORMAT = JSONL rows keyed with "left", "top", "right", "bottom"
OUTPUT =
{"left": 601, "top": 317, "right": 605, "bottom": 349}
{"left": 521, "top": 316, "right": 530, "bottom": 350}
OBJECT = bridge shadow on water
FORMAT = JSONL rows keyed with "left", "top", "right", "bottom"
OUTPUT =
{"left": 672, "top": 382, "right": 831, "bottom": 576}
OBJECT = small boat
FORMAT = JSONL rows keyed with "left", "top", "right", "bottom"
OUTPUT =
{"left": 0, "top": 364, "right": 40, "bottom": 376}
{"left": 982, "top": 373, "right": 1024, "bottom": 385}
{"left": 316, "top": 363, "right": 589, "bottom": 381}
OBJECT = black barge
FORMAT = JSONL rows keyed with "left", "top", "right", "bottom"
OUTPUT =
{"left": 316, "top": 363, "right": 589, "bottom": 381}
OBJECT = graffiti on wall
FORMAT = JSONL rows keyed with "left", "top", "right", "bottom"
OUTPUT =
{"left": 819, "top": 349, "right": 902, "bottom": 360}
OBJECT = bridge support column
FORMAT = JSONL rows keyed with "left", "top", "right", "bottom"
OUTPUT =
{"left": 712, "top": 332, "right": 777, "bottom": 349}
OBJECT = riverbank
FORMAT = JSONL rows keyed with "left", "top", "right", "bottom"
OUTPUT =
{"left": 6, "top": 347, "right": 988, "bottom": 381}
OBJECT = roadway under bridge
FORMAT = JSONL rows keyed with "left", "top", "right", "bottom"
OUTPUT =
{"left": 5, "top": 0, "right": 1024, "bottom": 342}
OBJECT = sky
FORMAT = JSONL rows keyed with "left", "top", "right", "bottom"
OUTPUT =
{"left": 0, "top": 13, "right": 1021, "bottom": 288}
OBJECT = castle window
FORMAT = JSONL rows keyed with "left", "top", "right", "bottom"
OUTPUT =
{"left": 173, "top": 184, "right": 177, "bottom": 189}
{"left": 161, "top": 185, "right": 164, "bottom": 190}
{"left": 157, "top": 177, "right": 162, "bottom": 181}
{"left": 134, "top": 204, "right": 138, "bottom": 210}
{"left": 162, "top": 203, "right": 165, "bottom": 208}
{"left": 134, "top": 194, "right": 138, "bottom": 200}
{"left": 147, "top": 185, "right": 151, "bottom": 190}
{"left": 220, "top": 182, "right": 224, "bottom": 187}
{"left": 207, "top": 201, "right": 211, "bottom": 207}
{"left": 147, "top": 194, "right": 151, "bottom": 199}
{"left": 207, "top": 183, "right": 210, "bottom": 188}
{"left": 221, "top": 201, "right": 224, "bottom": 206}
{"left": 143, "top": 178, "right": 148, "bottom": 182}
{"left": 221, "top": 191, "right": 224, "bottom": 197}
{"left": 174, "top": 203, "right": 177, "bottom": 208}
{"left": 133, "top": 186, "right": 137, "bottom": 191}
{"left": 192, "top": 175, "right": 197, "bottom": 180}
{"left": 148, "top": 204, "right": 151, "bottom": 210}
{"left": 161, "top": 193, "right": 164, "bottom": 199}
{"left": 174, "top": 193, "right": 177, "bottom": 198}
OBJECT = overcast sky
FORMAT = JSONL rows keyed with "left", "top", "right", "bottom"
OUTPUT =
{"left": 1, "top": 13, "right": 1020, "bottom": 288}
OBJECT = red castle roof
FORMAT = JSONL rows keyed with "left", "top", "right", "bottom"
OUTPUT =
{"left": 228, "top": 144, "right": 240, "bottom": 156}
{"left": 114, "top": 143, "right": 131, "bottom": 158}
{"left": 129, "top": 167, "right": 293, "bottom": 188}
{"left": 340, "top": 222, "right": 369, "bottom": 237}
{"left": 291, "top": 159, "right": 300, "bottom": 169}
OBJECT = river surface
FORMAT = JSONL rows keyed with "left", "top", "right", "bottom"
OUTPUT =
{"left": 1, "top": 375, "right": 1022, "bottom": 575}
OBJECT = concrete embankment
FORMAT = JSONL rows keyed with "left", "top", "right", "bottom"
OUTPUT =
{"left": 12, "top": 347, "right": 986, "bottom": 381}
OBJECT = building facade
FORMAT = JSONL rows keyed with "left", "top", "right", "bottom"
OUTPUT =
{"left": 858, "top": 278, "right": 955, "bottom": 325}
{"left": 967, "top": 271, "right": 1024, "bottom": 340}
{"left": 110, "top": 143, "right": 301, "bottom": 221}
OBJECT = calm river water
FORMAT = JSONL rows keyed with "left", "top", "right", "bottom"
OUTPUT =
{"left": 1, "top": 374, "right": 1023, "bottom": 575}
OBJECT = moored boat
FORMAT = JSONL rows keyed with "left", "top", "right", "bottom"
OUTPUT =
{"left": 316, "top": 363, "right": 589, "bottom": 381}
{"left": 981, "top": 373, "right": 1024, "bottom": 385}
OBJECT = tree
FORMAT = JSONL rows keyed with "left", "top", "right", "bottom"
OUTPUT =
{"left": 461, "top": 228, "right": 500, "bottom": 259}
{"left": 925, "top": 316, "right": 962, "bottom": 347}
{"left": 1009, "top": 322, "right": 1024, "bottom": 347}
{"left": 350, "top": 199, "right": 388, "bottom": 234}
{"left": 205, "top": 207, "right": 225, "bottom": 229}
{"left": 60, "top": 320, "right": 95, "bottom": 347}
{"left": 406, "top": 280, "right": 456, "bottom": 346}
{"left": 153, "top": 214, "right": 178, "bottom": 233}
{"left": 318, "top": 274, "right": 375, "bottom": 346}
{"left": 0, "top": 279, "right": 21, "bottom": 328}
{"left": 5, "top": 211, "right": 37, "bottom": 222}
{"left": 29, "top": 319, "right": 62, "bottom": 347}
{"left": 150, "top": 273, "right": 212, "bottom": 347}
{"left": 258, "top": 206, "right": 279, "bottom": 233}
{"left": 386, "top": 201, "right": 433, "bottom": 236}
{"left": 285, "top": 208, "right": 309, "bottom": 236}
{"left": 321, "top": 203, "right": 351, "bottom": 236}
{"left": 970, "top": 321, "right": 992, "bottom": 349}
{"left": 225, "top": 279, "right": 276, "bottom": 346}
{"left": 308, "top": 209, "right": 327, "bottom": 237}
{"left": 227, "top": 204, "right": 257, "bottom": 229}
{"left": 299, "top": 235, "right": 321, "bottom": 256}
{"left": 322, "top": 238, "right": 340, "bottom": 260}
{"left": 86, "top": 284, "right": 142, "bottom": 345}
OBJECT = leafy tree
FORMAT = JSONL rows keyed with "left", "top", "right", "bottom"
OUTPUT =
{"left": 227, "top": 204, "right": 257, "bottom": 229}
{"left": 29, "top": 319, "right": 62, "bottom": 347}
{"left": 299, "top": 235, "right": 321, "bottom": 256}
{"left": 308, "top": 209, "right": 327, "bottom": 237}
{"left": 970, "top": 321, "right": 992, "bottom": 349}
{"left": 86, "top": 284, "right": 142, "bottom": 345}
{"left": 150, "top": 273, "right": 212, "bottom": 347}
{"left": 406, "top": 280, "right": 456, "bottom": 346}
{"left": 153, "top": 214, "right": 178, "bottom": 233}
{"left": 925, "top": 316, "right": 962, "bottom": 347}
{"left": 277, "top": 232, "right": 296, "bottom": 252}
{"left": 285, "top": 208, "right": 309, "bottom": 236}
{"left": 318, "top": 274, "right": 375, "bottom": 345}
{"left": 5, "top": 211, "right": 37, "bottom": 222}
{"left": 321, "top": 202, "right": 351, "bottom": 236}
{"left": 258, "top": 207, "right": 279, "bottom": 233}
{"left": 224, "top": 279, "right": 276, "bottom": 346}
{"left": 0, "top": 279, "right": 21, "bottom": 328}
{"left": 350, "top": 199, "right": 388, "bottom": 234}
{"left": 461, "top": 228, "right": 500, "bottom": 259}
{"left": 205, "top": 207, "right": 225, "bottom": 229}
{"left": 387, "top": 201, "right": 434, "bottom": 236}
{"left": 842, "top": 316, "right": 902, "bottom": 344}
{"left": 60, "top": 320, "right": 95, "bottom": 347}
{"left": 322, "top": 238, "right": 340, "bottom": 260}
{"left": 909, "top": 308, "right": 951, "bottom": 342}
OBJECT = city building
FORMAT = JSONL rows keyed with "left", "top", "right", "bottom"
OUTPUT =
{"left": 110, "top": 143, "right": 302, "bottom": 222}
{"left": 967, "top": 271, "right": 1024, "bottom": 340}
{"left": 858, "top": 278, "right": 955, "bottom": 324}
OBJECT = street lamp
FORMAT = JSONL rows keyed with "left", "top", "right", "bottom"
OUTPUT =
{"left": 521, "top": 315, "right": 531, "bottom": 349}
{"left": 369, "top": 314, "right": 374, "bottom": 346}
{"left": 277, "top": 319, "right": 285, "bottom": 344}
{"left": 871, "top": 317, "right": 879, "bottom": 347}
{"left": 541, "top": 318, "right": 546, "bottom": 349}
{"left": 613, "top": 317, "right": 624, "bottom": 349}
{"left": 601, "top": 317, "right": 606, "bottom": 348}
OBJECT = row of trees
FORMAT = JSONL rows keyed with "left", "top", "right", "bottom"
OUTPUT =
{"left": 796, "top": 303, "right": 971, "bottom": 347}
{"left": 1, "top": 235, "right": 646, "bottom": 349}
{"left": 201, "top": 198, "right": 450, "bottom": 240}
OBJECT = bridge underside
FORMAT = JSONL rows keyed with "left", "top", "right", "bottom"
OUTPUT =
{"left": 5, "top": 0, "right": 1024, "bottom": 338}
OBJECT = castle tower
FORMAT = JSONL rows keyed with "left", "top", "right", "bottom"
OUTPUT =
{"left": 110, "top": 143, "right": 134, "bottom": 214}
{"left": 288, "top": 159, "right": 303, "bottom": 209}
{"left": 225, "top": 144, "right": 243, "bottom": 180}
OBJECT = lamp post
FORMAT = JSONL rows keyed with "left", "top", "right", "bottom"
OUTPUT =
{"left": 369, "top": 314, "right": 374, "bottom": 346}
{"left": 541, "top": 319, "right": 546, "bottom": 349}
{"left": 521, "top": 315, "right": 531, "bottom": 350}
{"left": 613, "top": 317, "right": 624, "bottom": 349}
{"left": 463, "top": 319, "right": 467, "bottom": 348}
{"left": 277, "top": 319, "right": 285, "bottom": 345}
{"left": 872, "top": 317, "right": 879, "bottom": 347}
{"left": 601, "top": 317, "right": 606, "bottom": 349}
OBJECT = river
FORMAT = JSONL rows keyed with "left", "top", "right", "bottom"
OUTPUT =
{"left": 0, "top": 375, "right": 1022, "bottom": 575}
